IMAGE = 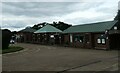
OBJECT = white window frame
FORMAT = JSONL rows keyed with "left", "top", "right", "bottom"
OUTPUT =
{"left": 102, "top": 39, "right": 106, "bottom": 44}
{"left": 97, "top": 39, "right": 101, "bottom": 44}
{"left": 70, "top": 34, "right": 73, "bottom": 43}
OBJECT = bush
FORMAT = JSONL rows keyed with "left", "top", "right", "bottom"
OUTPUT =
{"left": 2, "top": 46, "right": 24, "bottom": 54}
{"left": 2, "top": 29, "right": 12, "bottom": 49}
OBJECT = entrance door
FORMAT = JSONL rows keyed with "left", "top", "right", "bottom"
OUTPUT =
{"left": 54, "top": 35, "right": 60, "bottom": 44}
{"left": 109, "top": 34, "right": 120, "bottom": 50}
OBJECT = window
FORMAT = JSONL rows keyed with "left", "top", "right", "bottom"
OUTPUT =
{"left": 79, "top": 36, "right": 84, "bottom": 43}
{"left": 85, "top": 34, "right": 89, "bottom": 43}
{"left": 102, "top": 39, "right": 105, "bottom": 44}
{"left": 75, "top": 38, "right": 78, "bottom": 42}
{"left": 74, "top": 35, "right": 84, "bottom": 43}
{"left": 50, "top": 35, "right": 54, "bottom": 38}
{"left": 97, "top": 35, "right": 106, "bottom": 44}
{"left": 79, "top": 40, "right": 82, "bottom": 43}
{"left": 97, "top": 39, "right": 101, "bottom": 43}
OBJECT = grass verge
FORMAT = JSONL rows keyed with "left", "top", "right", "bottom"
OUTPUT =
{"left": 2, "top": 46, "right": 24, "bottom": 54}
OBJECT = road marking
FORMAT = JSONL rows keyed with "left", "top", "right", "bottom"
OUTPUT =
{"left": 57, "top": 56, "right": 119, "bottom": 73}
{"left": 57, "top": 60, "right": 101, "bottom": 73}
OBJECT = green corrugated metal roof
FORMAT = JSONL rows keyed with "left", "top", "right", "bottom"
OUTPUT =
{"left": 34, "top": 25, "right": 62, "bottom": 33}
{"left": 63, "top": 21, "right": 117, "bottom": 33}
{"left": 19, "top": 27, "right": 36, "bottom": 33}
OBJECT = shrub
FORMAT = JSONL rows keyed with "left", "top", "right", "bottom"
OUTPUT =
{"left": 2, "top": 29, "right": 12, "bottom": 49}
{"left": 2, "top": 46, "right": 24, "bottom": 54}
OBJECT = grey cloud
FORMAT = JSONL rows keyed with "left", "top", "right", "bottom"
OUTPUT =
{"left": 65, "top": 13, "right": 114, "bottom": 25}
{"left": 118, "top": 1, "right": 120, "bottom": 10}
{"left": 2, "top": 1, "right": 118, "bottom": 31}
{"left": 2, "top": 2, "right": 104, "bottom": 17}
{"left": 69, "top": 2, "right": 103, "bottom": 11}
{"left": 2, "top": 20, "right": 27, "bottom": 28}
{"left": 95, "top": 2, "right": 118, "bottom": 13}
{"left": 2, "top": 2, "right": 78, "bottom": 17}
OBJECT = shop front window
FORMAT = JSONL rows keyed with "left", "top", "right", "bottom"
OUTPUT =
{"left": 74, "top": 35, "right": 84, "bottom": 43}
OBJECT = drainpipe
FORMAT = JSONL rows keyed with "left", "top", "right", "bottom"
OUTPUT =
{"left": 105, "top": 29, "right": 110, "bottom": 50}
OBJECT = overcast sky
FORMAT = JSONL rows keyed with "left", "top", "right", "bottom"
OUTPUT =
{"left": 1, "top": 0, "right": 120, "bottom": 31}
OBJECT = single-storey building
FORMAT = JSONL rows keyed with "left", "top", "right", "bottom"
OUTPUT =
{"left": 63, "top": 20, "right": 120, "bottom": 50}
{"left": 16, "top": 27, "right": 36, "bottom": 43}
{"left": 33, "top": 25, "right": 62, "bottom": 45}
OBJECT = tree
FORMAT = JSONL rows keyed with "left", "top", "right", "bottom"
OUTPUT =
{"left": 52, "top": 21, "right": 72, "bottom": 31}
{"left": 114, "top": 10, "right": 120, "bottom": 20}
{"left": 32, "top": 21, "right": 72, "bottom": 31}
{"left": 32, "top": 22, "right": 48, "bottom": 30}
{"left": 2, "top": 29, "right": 12, "bottom": 49}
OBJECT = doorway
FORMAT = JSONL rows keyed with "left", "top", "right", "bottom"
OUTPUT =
{"left": 109, "top": 34, "right": 120, "bottom": 50}
{"left": 54, "top": 35, "right": 60, "bottom": 44}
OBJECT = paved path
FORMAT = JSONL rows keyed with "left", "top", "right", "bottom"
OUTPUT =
{"left": 2, "top": 43, "right": 119, "bottom": 72}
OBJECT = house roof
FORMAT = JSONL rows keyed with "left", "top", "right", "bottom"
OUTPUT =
{"left": 34, "top": 25, "right": 62, "bottom": 33}
{"left": 63, "top": 21, "right": 118, "bottom": 33}
{"left": 19, "top": 27, "right": 37, "bottom": 33}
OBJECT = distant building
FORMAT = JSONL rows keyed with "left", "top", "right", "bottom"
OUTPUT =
{"left": 17, "top": 27, "right": 36, "bottom": 43}
{"left": 33, "top": 25, "right": 62, "bottom": 45}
